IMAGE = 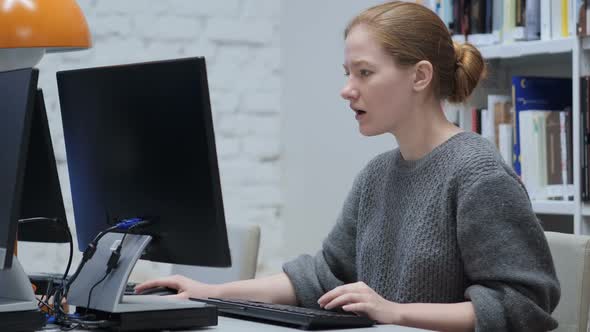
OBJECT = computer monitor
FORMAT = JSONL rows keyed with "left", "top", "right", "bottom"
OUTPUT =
{"left": 0, "top": 68, "right": 46, "bottom": 330}
{"left": 17, "top": 89, "right": 69, "bottom": 243}
{"left": 56, "top": 57, "right": 230, "bottom": 322}
{"left": 0, "top": 68, "right": 39, "bottom": 270}
{"left": 57, "top": 57, "right": 231, "bottom": 267}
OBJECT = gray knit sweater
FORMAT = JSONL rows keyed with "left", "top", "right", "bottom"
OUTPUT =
{"left": 283, "top": 131, "right": 560, "bottom": 331}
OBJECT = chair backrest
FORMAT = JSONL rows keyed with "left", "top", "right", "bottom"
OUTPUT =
{"left": 171, "top": 223, "right": 261, "bottom": 284}
{"left": 545, "top": 231, "right": 590, "bottom": 332}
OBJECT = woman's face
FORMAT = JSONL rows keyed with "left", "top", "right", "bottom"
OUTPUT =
{"left": 341, "top": 24, "right": 415, "bottom": 136}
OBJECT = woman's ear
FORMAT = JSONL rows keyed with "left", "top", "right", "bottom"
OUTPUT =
{"left": 412, "top": 60, "right": 433, "bottom": 92}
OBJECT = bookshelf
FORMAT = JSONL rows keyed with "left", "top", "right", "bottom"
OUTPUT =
{"left": 479, "top": 37, "right": 575, "bottom": 59}
{"left": 532, "top": 200, "right": 576, "bottom": 215}
{"left": 427, "top": 0, "right": 590, "bottom": 235}
{"left": 465, "top": 37, "right": 590, "bottom": 236}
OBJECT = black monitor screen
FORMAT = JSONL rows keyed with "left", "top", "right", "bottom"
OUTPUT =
{"left": 18, "top": 90, "right": 69, "bottom": 243}
{"left": 57, "top": 57, "right": 231, "bottom": 267}
{"left": 0, "top": 68, "right": 39, "bottom": 269}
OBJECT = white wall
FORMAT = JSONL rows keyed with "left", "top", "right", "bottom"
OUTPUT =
{"left": 18, "top": 0, "right": 283, "bottom": 280}
{"left": 281, "top": 0, "right": 395, "bottom": 260}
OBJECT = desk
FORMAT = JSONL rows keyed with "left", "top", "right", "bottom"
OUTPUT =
{"left": 47, "top": 316, "right": 432, "bottom": 331}
{"left": 215, "top": 316, "right": 432, "bottom": 331}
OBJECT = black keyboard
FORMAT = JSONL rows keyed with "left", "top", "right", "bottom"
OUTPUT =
{"left": 192, "top": 297, "right": 375, "bottom": 330}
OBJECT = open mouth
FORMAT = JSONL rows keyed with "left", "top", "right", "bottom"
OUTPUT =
{"left": 354, "top": 109, "right": 366, "bottom": 116}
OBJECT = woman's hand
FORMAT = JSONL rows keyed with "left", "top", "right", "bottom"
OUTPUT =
{"left": 317, "top": 281, "right": 401, "bottom": 324}
{"left": 134, "top": 274, "right": 220, "bottom": 300}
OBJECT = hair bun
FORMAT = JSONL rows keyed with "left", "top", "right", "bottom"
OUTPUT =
{"left": 449, "top": 41, "right": 486, "bottom": 103}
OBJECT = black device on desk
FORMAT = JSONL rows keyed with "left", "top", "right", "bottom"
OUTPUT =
{"left": 56, "top": 57, "right": 231, "bottom": 331}
{"left": 193, "top": 298, "right": 376, "bottom": 330}
{"left": 0, "top": 68, "right": 47, "bottom": 332}
{"left": 134, "top": 286, "right": 177, "bottom": 296}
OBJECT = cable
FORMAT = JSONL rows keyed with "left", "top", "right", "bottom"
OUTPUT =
{"left": 60, "top": 315, "right": 117, "bottom": 330}
{"left": 84, "top": 272, "right": 109, "bottom": 316}
{"left": 62, "top": 223, "right": 121, "bottom": 295}
{"left": 17, "top": 217, "right": 74, "bottom": 321}
{"left": 18, "top": 217, "right": 73, "bottom": 280}
{"left": 18, "top": 217, "right": 73, "bottom": 283}
{"left": 36, "top": 298, "right": 54, "bottom": 314}
{"left": 84, "top": 231, "right": 128, "bottom": 316}
{"left": 59, "top": 324, "right": 79, "bottom": 331}
{"left": 52, "top": 218, "right": 150, "bottom": 328}
{"left": 62, "top": 222, "right": 73, "bottom": 281}
{"left": 18, "top": 217, "right": 57, "bottom": 224}
{"left": 52, "top": 224, "right": 119, "bottom": 326}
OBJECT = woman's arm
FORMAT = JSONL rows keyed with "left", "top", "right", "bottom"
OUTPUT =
{"left": 395, "top": 302, "right": 475, "bottom": 332}
{"left": 214, "top": 273, "right": 298, "bottom": 304}
{"left": 135, "top": 272, "right": 298, "bottom": 305}
{"left": 456, "top": 172, "right": 560, "bottom": 330}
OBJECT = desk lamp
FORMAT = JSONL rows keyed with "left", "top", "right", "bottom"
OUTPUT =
{"left": 0, "top": 0, "right": 91, "bottom": 71}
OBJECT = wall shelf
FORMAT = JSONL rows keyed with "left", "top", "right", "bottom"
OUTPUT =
{"left": 471, "top": 36, "right": 590, "bottom": 235}
{"left": 532, "top": 201, "right": 576, "bottom": 215}
{"left": 479, "top": 38, "right": 574, "bottom": 60}
{"left": 581, "top": 203, "right": 590, "bottom": 216}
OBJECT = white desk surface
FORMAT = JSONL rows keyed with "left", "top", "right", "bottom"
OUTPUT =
{"left": 46, "top": 316, "right": 431, "bottom": 331}
{"left": 213, "top": 316, "right": 432, "bottom": 331}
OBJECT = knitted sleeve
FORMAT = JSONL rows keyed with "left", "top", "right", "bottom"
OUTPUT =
{"left": 282, "top": 167, "right": 366, "bottom": 308}
{"left": 457, "top": 171, "right": 560, "bottom": 331}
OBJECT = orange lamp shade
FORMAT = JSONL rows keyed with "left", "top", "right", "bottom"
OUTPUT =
{"left": 0, "top": 0, "right": 91, "bottom": 50}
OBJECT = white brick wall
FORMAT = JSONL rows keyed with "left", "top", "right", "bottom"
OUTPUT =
{"left": 17, "top": 0, "right": 283, "bottom": 282}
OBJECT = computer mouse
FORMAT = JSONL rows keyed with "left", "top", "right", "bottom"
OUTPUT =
{"left": 135, "top": 286, "right": 178, "bottom": 296}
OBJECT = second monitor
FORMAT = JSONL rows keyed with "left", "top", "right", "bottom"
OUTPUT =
{"left": 56, "top": 57, "right": 231, "bottom": 267}
{"left": 56, "top": 57, "right": 231, "bottom": 328}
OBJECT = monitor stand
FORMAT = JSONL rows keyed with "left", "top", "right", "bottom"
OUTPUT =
{"left": 67, "top": 233, "right": 217, "bottom": 330}
{"left": 0, "top": 256, "right": 45, "bottom": 331}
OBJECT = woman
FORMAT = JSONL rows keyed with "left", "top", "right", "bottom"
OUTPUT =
{"left": 137, "top": 2, "right": 560, "bottom": 331}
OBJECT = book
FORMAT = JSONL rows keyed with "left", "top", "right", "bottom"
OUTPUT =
{"left": 470, "top": 0, "right": 486, "bottom": 34}
{"left": 514, "top": 0, "right": 541, "bottom": 40}
{"left": 471, "top": 107, "right": 482, "bottom": 134}
{"left": 511, "top": 76, "right": 572, "bottom": 180}
{"left": 577, "top": 0, "right": 587, "bottom": 35}
{"left": 540, "top": 0, "right": 552, "bottom": 40}
{"left": 440, "top": 0, "right": 455, "bottom": 31}
{"left": 484, "top": 94, "right": 512, "bottom": 147}
{"left": 492, "top": 0, "right": 504, "bottom": 42}
{"left": 524, "top": 0, "right": 541, "bottom": 40}
{"left": 544, "top": 111, "right": 573, "bottom": 200}
{"left": 559, "top": 111, "right": 573, "bottom": 200}
{"left": 546, "top": 112, "right": 562, "bottom": 186}
{"left": 580, "top": 76, "right": 590, "bottom": 202}
{"left": 519, "top": 110, "right": 548, "bottom": 199}
{"left": 551, "top": 0, "right": 564, "bottom": 38}
{"left": 499, "top": 123, "right": 513, "bottom": 165}
{"left": 503, "top": 0, "right": 517, "bottom": 42}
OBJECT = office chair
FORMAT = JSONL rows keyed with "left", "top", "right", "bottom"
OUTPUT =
{"left": 545, "top": 231, "right": 590, "bottom": 332}
{"left": 171, "top": 223, "right": 261, "bottom": 283}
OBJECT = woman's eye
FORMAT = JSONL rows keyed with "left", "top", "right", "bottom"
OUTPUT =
{"left": 360, "top": 69, "right": 372, "bottom": 77}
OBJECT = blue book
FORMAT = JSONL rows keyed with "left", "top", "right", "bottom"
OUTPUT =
{"left": 511, "top": 76, "right": 572, "bottom": 176}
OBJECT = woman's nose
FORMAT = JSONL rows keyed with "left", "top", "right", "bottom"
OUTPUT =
{"left": 340, "top": 82, "right": 359, "bottom": 100}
